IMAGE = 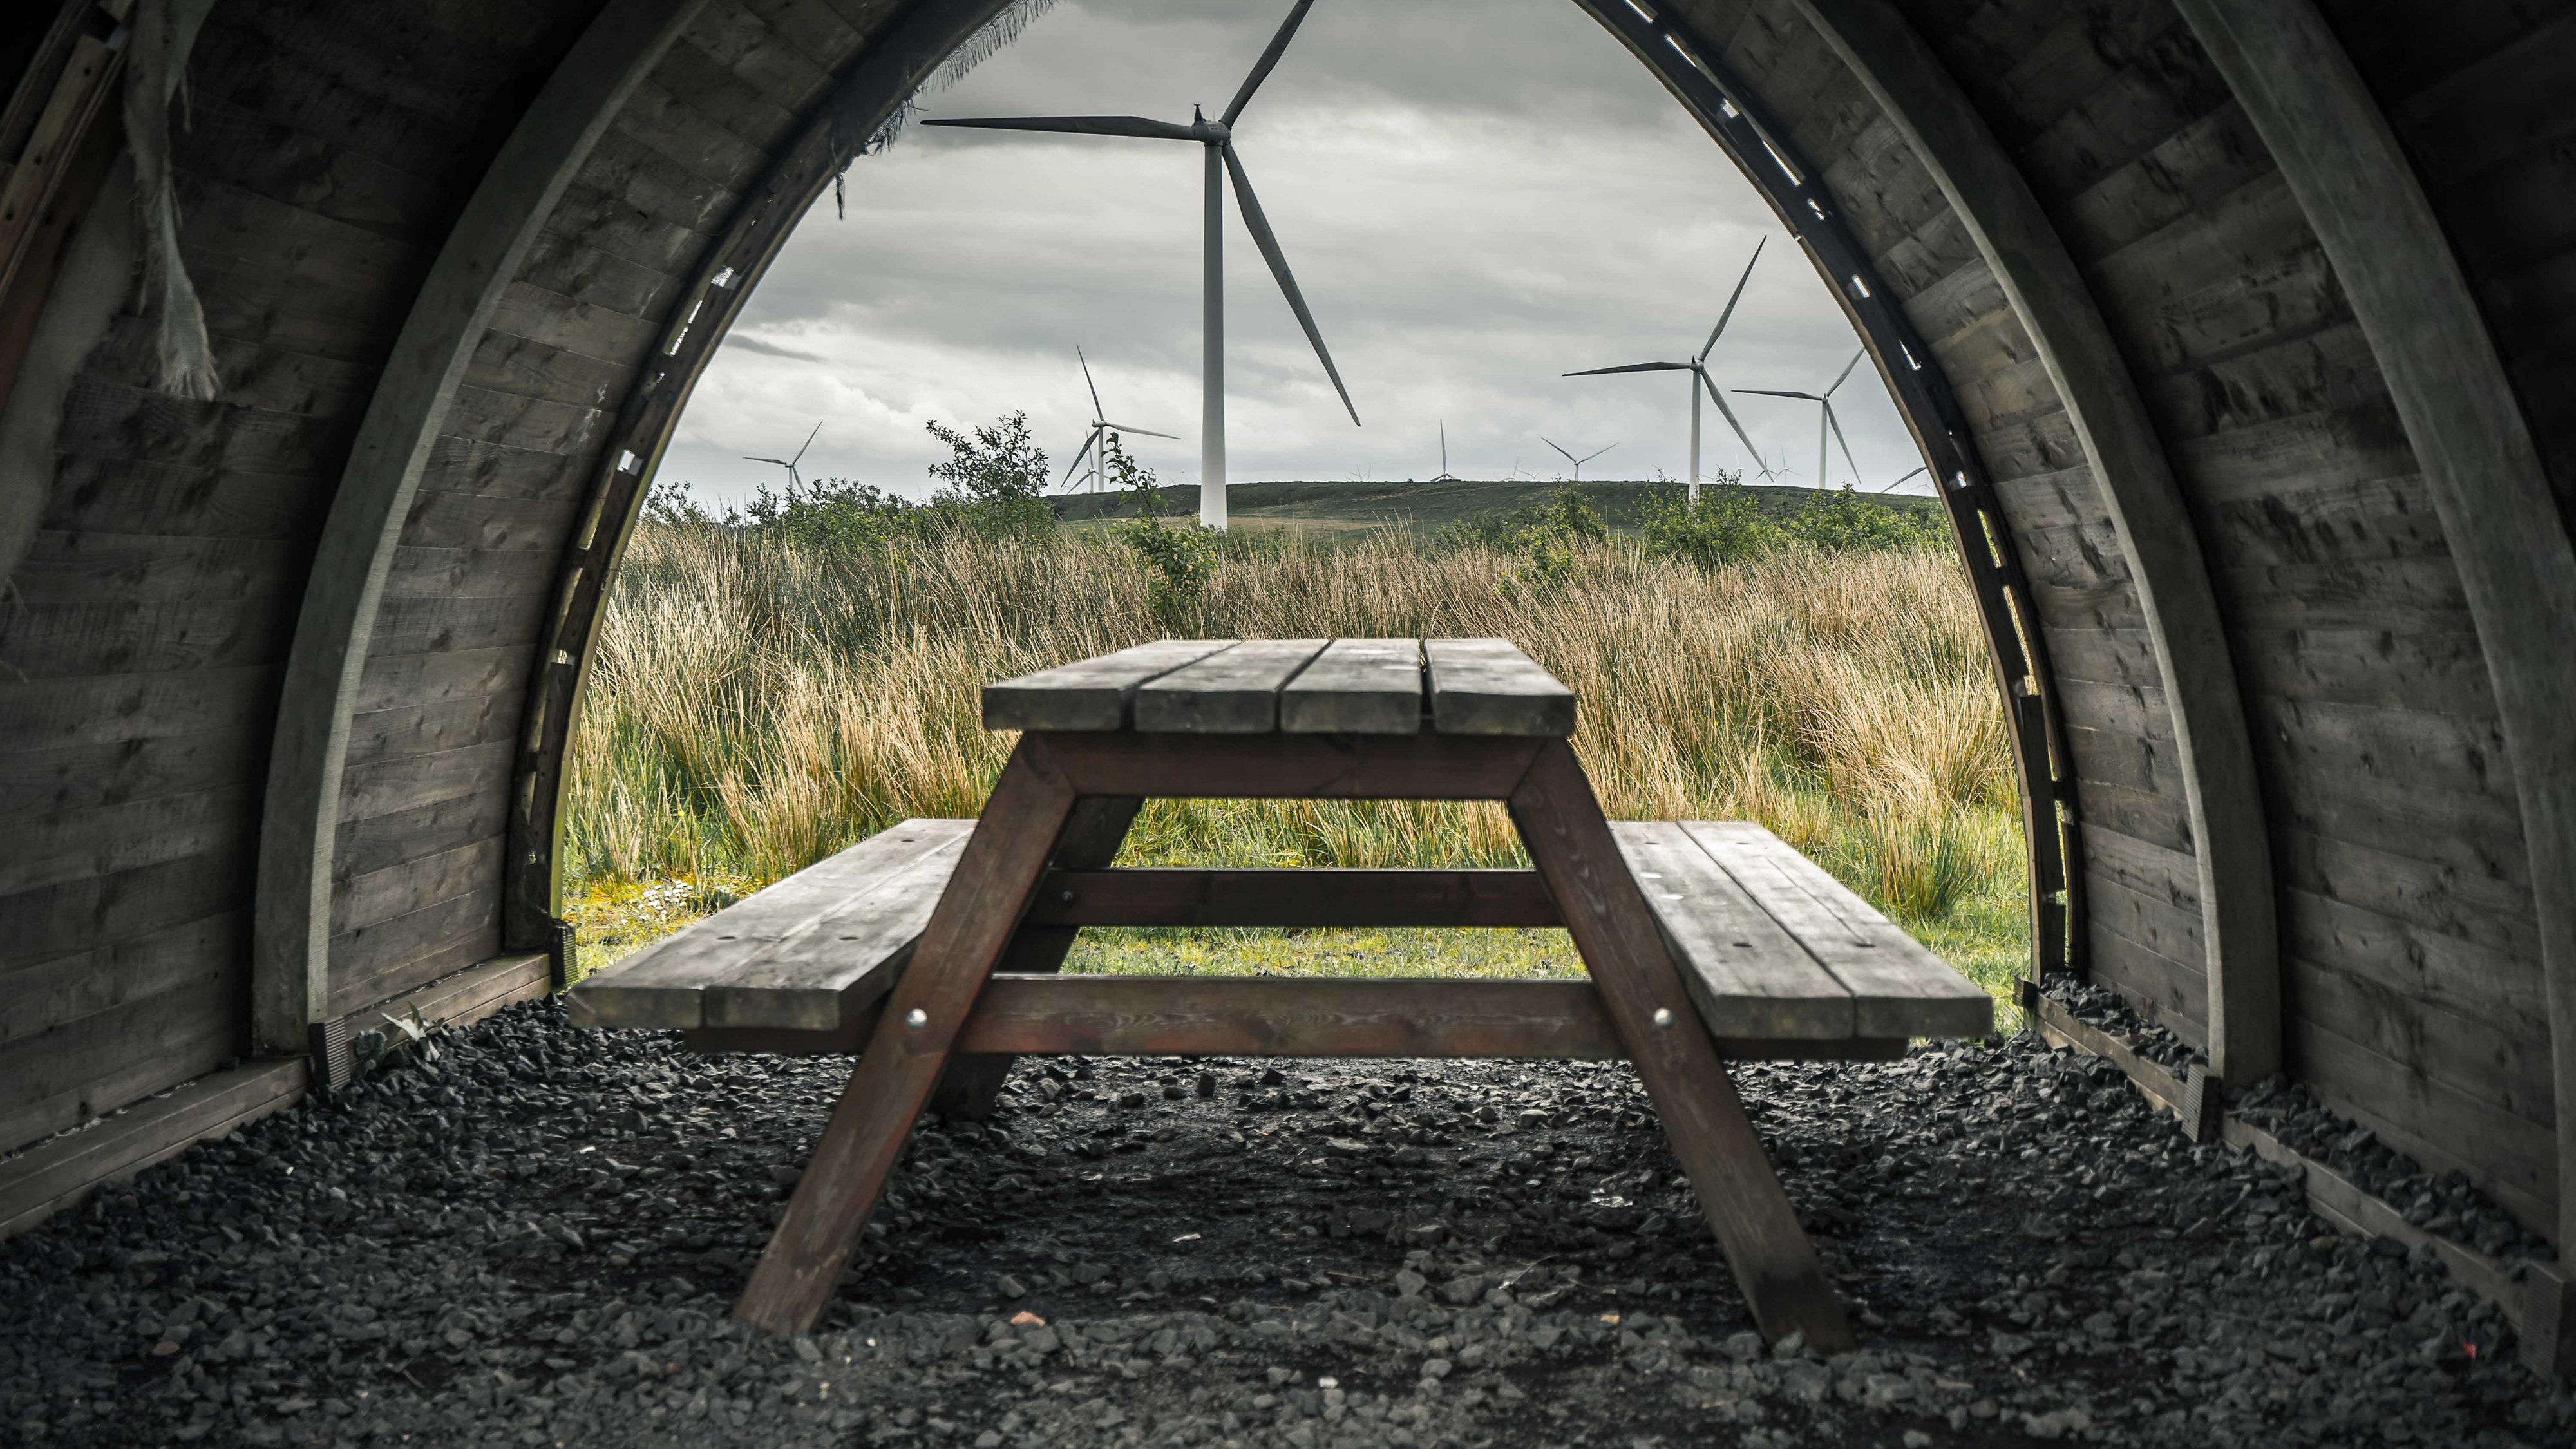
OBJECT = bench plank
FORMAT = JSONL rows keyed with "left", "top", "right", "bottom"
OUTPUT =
{"left": 982, "top": 639, "right": 1238, "bottom": 730}
{"left": 564, "top": 820, "right": 974, "bottom": 1032}
{"left": 1133, "top": 639, "right": 1331, "bottom": 733}
{"left": 1280, "top": 638, "right": 1425, "bottom": 734}
{"left": 1425, "top": 638, "right": 1576, "bottom": 736}
{"left": 1681, "top": 821, "right": 1993, "bottom": 1040}
{"left": 1609, "top": 822, "right": 1856, "bottom": 1039}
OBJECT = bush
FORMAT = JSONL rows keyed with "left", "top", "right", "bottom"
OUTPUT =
{"left": 1642, "top": 479, "right": 1779, "bottom": 570}
{"left": 923, "top": 411, "right": 1056, "bottom": 540}
{"left": 1107, "top": 433, "right": 1211, "bottom": 617}
{"left": 1782, "top": 485, "right": 1947, "bottom": 553}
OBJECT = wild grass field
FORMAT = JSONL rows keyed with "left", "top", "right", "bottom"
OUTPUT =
{"left": 562, "top": 497, "right": 2032, "bottom": 1030}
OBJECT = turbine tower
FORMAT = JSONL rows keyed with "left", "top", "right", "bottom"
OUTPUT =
{"left": 1060, "top": 347, "right": 1178, "bottom": 494}
{"left": 1738, "top": 349, "right": 1868, "bottom": 489}
{"left": 1430, "top": 420, "right": 1459, "bottom": 482}
{"left": 1542, "top": 438, "right": 1615, "bottom": 482}
{"left": 1561, "top": 240, "right": 1768, "bottom": 503}
{"left": 744, "top": 421, "right": 822, "bottom": 489}
{"left": 927, "top": 0, "right": 1359, "bottom": 530}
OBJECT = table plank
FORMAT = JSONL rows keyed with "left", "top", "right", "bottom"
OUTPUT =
{"left": 703, "top": 829, "right": 978, "bottom": 1031}
{"left": 1280, "top": 638, "right": 1425, "bottom": 734}
{"left": 1680, "top": 820, "right": 1993, "bottom": 1039}
{"left": 1608, "top": 822, "right": 1855, "bottom": 1039}
{"left": 1425, "top": 639, "right": 1576, "bottom": 735}
{"left": 982, "top": 639, "right": 1238, "bottom": 730}
{"left": 1133, "top": 638, "right": 1331, "bottom": 732}
{"left": 1024, "top": 867, "right": 1560, "bottom": 927}
{"left": 564, "top": 820, "right": 974, "bottom": 1031}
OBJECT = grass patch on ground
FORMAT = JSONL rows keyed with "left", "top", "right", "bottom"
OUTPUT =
{"left": 562, "top": 515, "right": 2030, "bottom": 1032}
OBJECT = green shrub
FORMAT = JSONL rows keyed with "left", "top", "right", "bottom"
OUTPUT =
{"left": 1641, "top": 480, "right": 1780, "bottom": 570}
{"left": 1108, "top": 434, "right": 1212, "bottom": 617}
{"left": 1783, "top": 484, "right": 1947, "bottom": 553}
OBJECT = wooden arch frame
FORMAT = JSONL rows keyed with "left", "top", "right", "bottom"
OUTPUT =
{"left": 481, "top": 0, "right": 2095, "bottom": 1009}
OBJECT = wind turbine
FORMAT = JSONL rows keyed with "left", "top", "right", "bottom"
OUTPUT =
{"left": 1874, "top": 466, "right": 1929, "bottom": 493}
{"left": 1542, "top": 439, "right": 1615, "bottom": 482}
{"left": 1738, "top": 349, "right": 1868, "bottom": 489}
{"left": 1562, "top": 239, "right": 1769, "bottom": 504}
{"left": 744, "top": 421, "right": 822, "bottom": 489}
{"left": 926, "top": 0, "right": 1359, "bottom": 531}
{"left": 1060, "top": 347, "right": 1178, "bottom": 494}
{"left": 1430, "top": 421, "right": 1460, "bottom": 482}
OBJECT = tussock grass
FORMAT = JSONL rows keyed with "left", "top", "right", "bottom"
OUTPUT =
{"left": 565, "top": 526, "right": 2029, "bottom": 1025}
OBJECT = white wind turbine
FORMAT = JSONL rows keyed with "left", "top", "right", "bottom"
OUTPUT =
{"left": 1561, "top": 240, "right": 1770, "bottom": 503}
{"left": 1060, "top": 348, "right": 1179, "bottom": 493}
{"left": 1738, "top": 349, "right": 1869, "bottom": 489}
{"left": 744, "top": 421, "right": 822, "bottom": 489}
{"left": 1430, "top": 420, "right": 1459, "bottom": 482}
{"left": 926, "top": 0, "right": 1359, "bottom": 531}
{"left": 1542, "top": 438, "right": 1615, "bottom": 482}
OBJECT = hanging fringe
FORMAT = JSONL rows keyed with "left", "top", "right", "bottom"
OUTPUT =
{"left": 859, "top": 0, "right": 1061, "bottom": 158}
{"left": 122, "top": 0, "right": 222, "bottom": 401}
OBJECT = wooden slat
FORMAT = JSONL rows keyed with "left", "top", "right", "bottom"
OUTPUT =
{"left": 0, "top": 1057, "right": 306, "bottom": 1242}
{"left": 565, "top": 819, "right": 974, "bottom": 1031}
{"left": 1424, "top": 639, "right": 1576, "bottom": 736}
{"left": 981, "top": 640, "right": 1238, "bottom": 731}
{"left": 1680, "top": 821, "right": 1993, "bottom": 1039}
{"left": 1040, "top": 730, "right": 1544, "bottom": 801}
{"left": 1607, "top": 822, "right": 1855, "bottom": 1040}
{"left": 1023, "top": 868, "right": 1560, "bottom": 928}
{"left": 1280, "top": 638, "right": 1425, "bottom": 734}
{"left": 1132, "top": 639, "right": 1329, "bottom": 734}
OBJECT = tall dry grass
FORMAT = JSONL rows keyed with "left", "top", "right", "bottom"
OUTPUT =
{"left": 566, "top": 527, "right": 2027, "bottom": 965}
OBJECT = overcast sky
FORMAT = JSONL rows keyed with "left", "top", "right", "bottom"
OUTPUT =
{"left": 663, "top": 0, "right": 1931, "bottom": 507}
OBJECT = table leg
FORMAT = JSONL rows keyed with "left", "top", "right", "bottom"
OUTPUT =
{"left": 927, "top": 794, "right": 1142, "bottom": 1121}
{"left": 1509, "top": 739, "right": 1853, "bottom": 1350}
{"left": 735, "top": 737, "right": 1079, "bottom": 1334}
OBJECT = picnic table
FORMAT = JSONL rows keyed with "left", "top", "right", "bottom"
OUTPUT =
{"left": 568, "top": 638, "right": 1991, "bottom": 1345}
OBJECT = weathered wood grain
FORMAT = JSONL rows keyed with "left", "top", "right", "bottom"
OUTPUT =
{"left": 981, "top": 640, "right": 1237, "bottom": 732}
{"left": 1279, "top": 638, "right": 1423, "bottom": 734}
{"left": 1132, "top": 639, "right": 1329, "bottom": 734}
{"left": 1607, "top": 822, "right": 1855, "bottom": 1041}
{"left": 1424, "top": 639, "right": 1576, "bottom": 736}
{"left": 1041, "top": 730, "right": 1544, "bottom": 802}
{"left": 0, "top": 1056, "right": 305, "bottom": 1243}
{"left": 1022, "top": 869, "right": 1558, "bottom": 928}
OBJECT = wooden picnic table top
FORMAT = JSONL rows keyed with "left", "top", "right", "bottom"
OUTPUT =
{"left": 981, "top": 638, "right": 1576, "bottom": 736}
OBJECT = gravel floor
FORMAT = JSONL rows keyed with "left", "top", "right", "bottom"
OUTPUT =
{"left": 5, "top": 998, "right": 2573, "bottom": 1448}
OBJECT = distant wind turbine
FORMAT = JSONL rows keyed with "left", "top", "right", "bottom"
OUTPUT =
{"left": 744, "top": 421, "right": 822, "bottom": 489}
{"left": 927, "top": 0, "right": 1359, "bottom": 531}
{"left": 1061, "top": 348, "right": 1179, "bottom": 493}
{"left": 1542, "top": 438, "right": 1615, "bottom": 482}
{"left": 1430, "top": 421, "right": 1460, "bottom": 482}
{"left": 1562, "top": 239, "right": 1769, "bottom": 503}
{"left": 1738, "top": 350, "right": 1868, "bottom": 489}
{"left": 1875, "top": 466, "right": 1930, "bottom": 493}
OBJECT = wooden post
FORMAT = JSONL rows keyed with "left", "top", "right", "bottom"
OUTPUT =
{"left": 925, "top": 794, "right": 1140, "bottom": 1120}
{"left": 734, "top": 736, "right": 1077, "bottom": 1334}
{"left": 2174, "top": 0, "right": 2576, "bottom": 1265}
{"left": 1790, "top": 0, "right": 2280, "bottom": 1087}
{"left": 1509, "top": 740, "right": 1852, "bottom": 1350}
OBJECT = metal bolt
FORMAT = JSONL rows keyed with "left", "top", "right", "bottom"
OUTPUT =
{"left": 905, "top": 1009, "right": 927, "bottom": 1030}
{"left": 1061, "top": 891, "right": 1076, "bottom": 904}
{"left": 1652, "top": 1007, "right": 1674, "bottom": 1029}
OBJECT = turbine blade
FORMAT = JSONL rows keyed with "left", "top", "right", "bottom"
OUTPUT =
{"left": 1078, "top": 346, "right": 1104, "bottom": 419}
{"left": 1696, "top": 371, "right": 1767, "bottom": 473}
{"left": 1699, "top": 236, "right": 1766, "bottom": 361}
{"left": 1221, "top": 0, "right": 1316, "bottom": 128}
{"left": 1876, "top": 465, "right": 1929, "bottom": 493}
{"left": 922, "top": 115, "right": 1200, "bottom": 141}
{"left": 1562, "top": 361, "right": 1689, "bottom": 375}
{"left": 1542, "top": 439, "right": 1578, "bottom": 466}
{"left": 1222, "top": 143, "right": 1360, "bottom": 426}
{"left": 1104, "top": 424, "right": 1181, "bottom": 439}
{"left": 1582, "top": 445, "right": 1616, "bottom": 464}
{"left": 1824, "top": 347, "right": 1866, "bottom": 397}
{"left": 1826, "top": 402, "right": 1864, "bottom": 486}
{"left": 1736, "top": 389, "right": 1822, "bottom": 400}
{"left": 1060, "top": 426, "right": 1101, "bottom": 486}
{"left": 744, "top": 457, "right": 787, "bottom": 466}
{"left": 790, "top": 421, "right": 820, "bottom": 468}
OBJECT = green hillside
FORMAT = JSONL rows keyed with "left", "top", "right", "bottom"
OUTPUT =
{"left": 1047, "top": 477, "right": 1941, "bottom": 535}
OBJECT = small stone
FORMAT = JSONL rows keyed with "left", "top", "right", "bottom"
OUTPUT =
{"left": 1115, "top": 1092, "right": 1146, "bottom": 1110}
{"left": 1421, "top": 1358, "right": 1454, "bottom": 1379}
{"left": 1393, "top": 1270, "right": 1428, "bottom": 1299}
{"left": 996, "top": 1275, "right": 1028, "bottom": 1299}
{"left": 1194, "top": 1072, "right": 1216, "bottom": 1098}
{"left": 1515, "top": 1110, "right": 1548, "bottom": 1130}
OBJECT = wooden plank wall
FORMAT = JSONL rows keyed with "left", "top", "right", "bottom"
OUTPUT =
{"left": 323, "top": 0, "right": 890, "bottom": 1021}
{"left": 0, "top": 0, "right": 593, "bottom": 1157}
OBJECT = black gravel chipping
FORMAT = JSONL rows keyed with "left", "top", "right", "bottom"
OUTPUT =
{"left": 5, "top": 998, "right": 2572, "bottom": 1448}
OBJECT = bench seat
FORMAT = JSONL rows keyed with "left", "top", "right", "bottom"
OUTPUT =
{"left": 567, "top": 817, "right": 1991, "bottom": 1045}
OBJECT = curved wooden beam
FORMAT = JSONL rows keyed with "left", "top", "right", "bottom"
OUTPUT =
{"left": 1569, "top": 0, "right": 2083, "bottom": 1001}
{"left": 1791, "top": 0, "right": 2280, "bottom": 1081}
{"left": 504, "top": 0, "right": 1030, "bottom": 951}
{"left": 2175, "top": 0, "right": 2576, "bottom": 1247}
{"left": 251, "top": 0, "right": 710, "bottom": 1060}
